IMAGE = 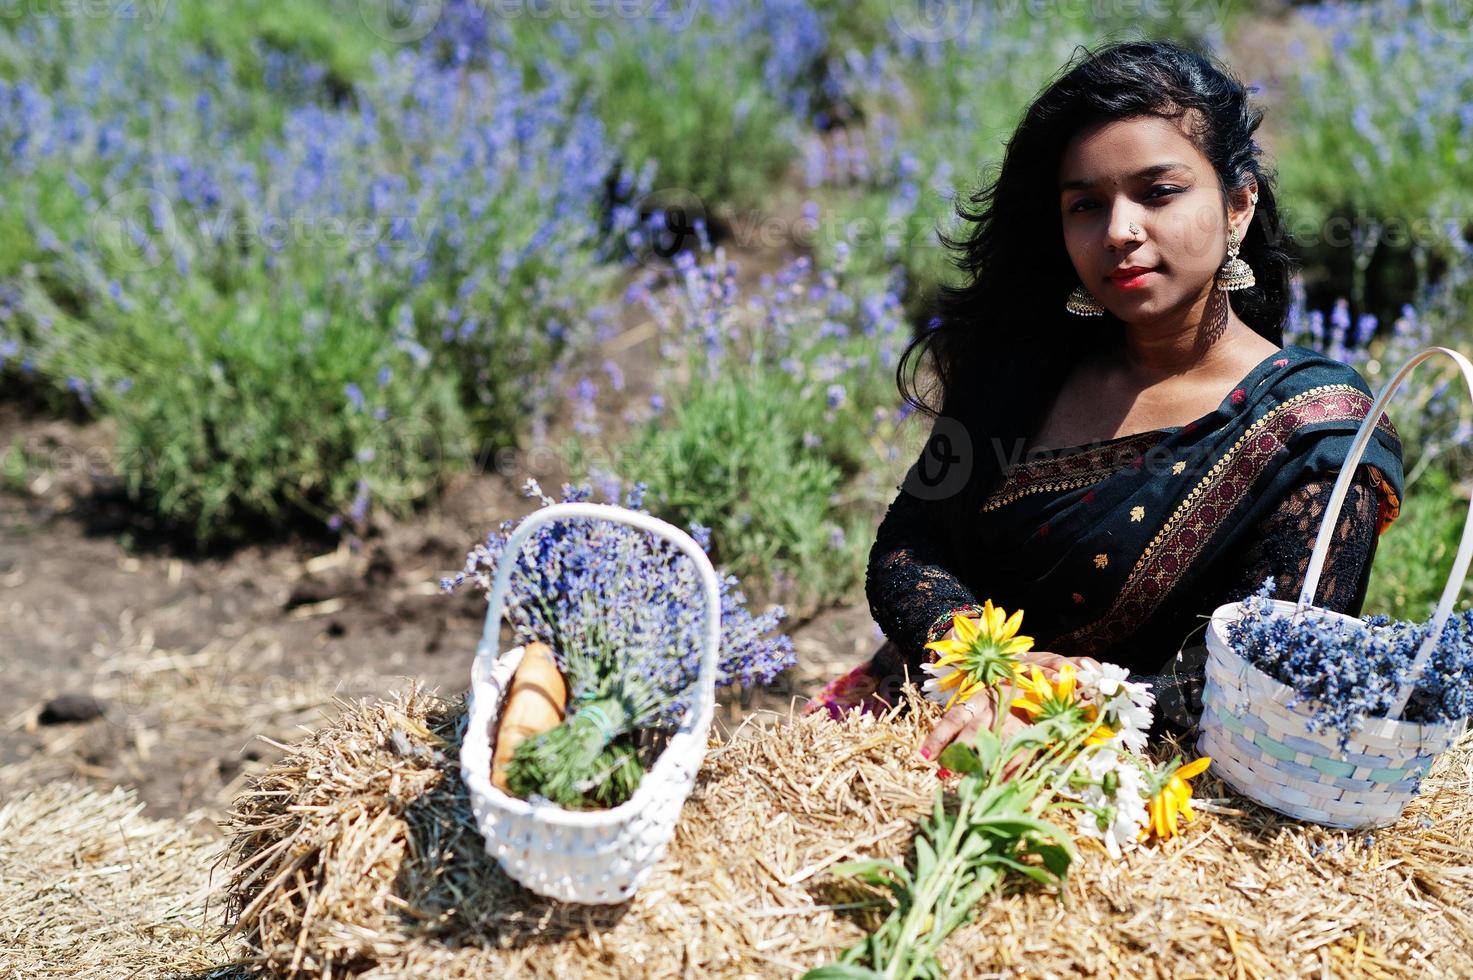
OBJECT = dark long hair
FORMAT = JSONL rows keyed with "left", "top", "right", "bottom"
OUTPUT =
{"left": 898, "top": 38, "right": 1298, "bottom": 522}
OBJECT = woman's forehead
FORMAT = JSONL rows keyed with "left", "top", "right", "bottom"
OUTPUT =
{"left": 1058, "top": 117, "right": 1204, "bottom": 186}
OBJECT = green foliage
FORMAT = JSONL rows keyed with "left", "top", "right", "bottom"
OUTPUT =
{"left": 591, "top": 33, "right": 801, "bottom": 216}
{"left": 1367, "top": 465, "right": 1473, "bottom": 622}
{"left": 169, "top": 0, "right": 388, "bottom": 93}
{"left": 0, "top": 439, "right": 44, "bottom": 495}
{"left": 11, "top": 267, "right": 469, "bottom": 542}
{"left": 813, "top": 720, "right": 1085, "bottom": 979}
{"left": 507, "top": 710, "right": 647, "bottom": 810}
{"left": 490, "top": 7, "right": 809, "bottom": 217}
{"left": 1274, "top": 1, "right": 1473, "bottom": 309}
{"left": 1, "top": 7, "right": 624, "bottom": 543}
{"left": 563, "top": 248, "right": 911, "bottom": 615}
{"left": 582, "top": 366, "right": 871, "bottom": 613}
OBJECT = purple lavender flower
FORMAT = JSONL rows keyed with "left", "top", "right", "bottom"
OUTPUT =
{"left": 1227, "top": 578, "right": 1473, "bottom": 747}
{"left": 444, "top": 478, "right": 795, "bottom": 725}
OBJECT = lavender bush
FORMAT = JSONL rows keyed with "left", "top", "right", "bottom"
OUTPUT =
{"left": 1226, "top": 577, "right": 1473, "bottom": 749}
{"left": 1282, "top": 274, "right": 1470, "bottom": 479}
{"left": 0, "top": 14, "right": 645, "bottom": 540}
{"left": 1278, "top": 0, "right": 1473, "bottom": 305}
{"left": 424, "top": 0, "right": 829, "bottom": 215}
{"left": 562, "top": 241, "right": 913, "bottom": 613}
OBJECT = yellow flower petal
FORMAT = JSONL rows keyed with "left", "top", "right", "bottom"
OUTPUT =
{"left": 1001, "top": 607, "right": 1024, "bottom": 640}
{"left": 1177, "top": 756, "right": 1211, "bottom": 780}
{"left": 1057, "top": 663, "right": 1076, "bottom": 700}
{"left": 954, "top": 614, "right": 981, "bottom": 645}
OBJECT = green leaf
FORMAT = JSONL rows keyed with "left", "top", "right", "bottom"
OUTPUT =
{"left": 980, "top": 853, "right": 1062, "bottom": 887}
{"left": 937, "top": 741, "right": 982, "bottom": 775}
{"left": 827, "top": 858, "right": 912, "bottom": 902}
{"left": 1028, "top": 839, "right": 1075, "bottom": 880}
{"left": 914, "top": 834, "right": 937, "bottom": 881}
{"left": 971, "top": 814, "right": 1075, "bottom": 850}
{"left": 801, "top": 965, "right": 888, "bottom": 979}
{"left": 829, "top": 858, "right": 908, "bottom": 882}
{"left": 970, "top": 726, "right": 1002, "bottom": 773}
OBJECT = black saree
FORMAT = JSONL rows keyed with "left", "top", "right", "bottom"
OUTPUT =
{"left": 807, "top": 344, "right": 1405, "bottom": 733}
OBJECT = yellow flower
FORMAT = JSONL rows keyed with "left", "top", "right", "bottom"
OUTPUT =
{"left": 921, "top": 600, "right": 1033, "bottom": 711}
{"left": 1010, "top": 663, "right": 1082, "bottom": 722}
{"left": 1140, "top": 756, "right": 1211, "bottom": 841}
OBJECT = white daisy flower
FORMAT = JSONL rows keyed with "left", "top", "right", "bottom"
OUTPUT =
{"left": 1078, "top": 661, "right": 1155, "bottom": 752}
{"left": 1074, "top": 749, "right": 1149, "bottom": 860}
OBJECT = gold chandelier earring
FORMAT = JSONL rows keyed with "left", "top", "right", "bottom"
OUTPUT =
{"left": 1065, "top": 282, "right": 1105, "bottom": 316}
{"left": 1216, "top": 225, "right": 1255, "bottom": 291}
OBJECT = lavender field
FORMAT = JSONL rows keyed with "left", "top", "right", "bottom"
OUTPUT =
{"left": 1, "top": 0, "right": 1471, "bottom": 907}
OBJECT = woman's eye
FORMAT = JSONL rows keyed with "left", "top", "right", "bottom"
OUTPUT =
{"left": 1068, "top": 185, "right": 1183, "bottom": 214}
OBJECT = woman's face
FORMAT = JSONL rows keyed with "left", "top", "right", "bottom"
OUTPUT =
{"left": 1057, "top": 114, "right": 1254, "bottom": 323}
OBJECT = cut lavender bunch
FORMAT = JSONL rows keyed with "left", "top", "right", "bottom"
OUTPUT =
{"left": 1225, "top": 577, "right": 1473, "bottom": 749}
{"left": 444, "top": 477, "right": 796, "bottom": 806}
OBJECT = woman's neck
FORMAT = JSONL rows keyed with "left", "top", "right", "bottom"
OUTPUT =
{"left": 1111, "top": 290, "right": 1251, "bottom": 384}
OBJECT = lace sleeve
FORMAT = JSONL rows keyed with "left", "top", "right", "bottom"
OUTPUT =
{"left": 865, "top": 482, "right": 986, "bottom": 672}
{"left": 1213, "top": 462, "right": 1386, "bottom": 616}
{"left": 1142, "top": 463, "right": 1388, "bottom": 734}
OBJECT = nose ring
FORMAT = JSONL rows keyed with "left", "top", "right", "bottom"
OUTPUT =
{"left": 1129, "top": 223, "right": 1141, "bottom": 237}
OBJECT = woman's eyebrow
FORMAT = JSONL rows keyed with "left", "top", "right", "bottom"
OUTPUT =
{"left": 1058, "top": 162, "right": 1195, "bottom": 192}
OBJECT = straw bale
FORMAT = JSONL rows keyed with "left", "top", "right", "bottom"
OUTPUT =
{"left": 213, "top": 681, "right": 1473, "bottom": 978}
{"left": 0, "top": 780, "right": 228, "bottom": 978}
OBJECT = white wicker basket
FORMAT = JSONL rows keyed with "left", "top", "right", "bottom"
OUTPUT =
{"left": 458, "top": 502, "right": 722, "bottom": 904}
{"left": 1198, "top": 345, "right": 1473, "bottom": 828}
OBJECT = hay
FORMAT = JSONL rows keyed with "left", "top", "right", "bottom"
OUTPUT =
{"left": 0, "top": 780, "right": 227, "bottom": 977}
{"left": 213, "top": 682, "right": 1473, "bottom": 978}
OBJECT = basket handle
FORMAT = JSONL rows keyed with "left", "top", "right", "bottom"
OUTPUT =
{"left": 1296, "top": 346, "right": 1473, "bottom": 720}
{"left": 474, "top": 501, "right": 724, "bottom": 724}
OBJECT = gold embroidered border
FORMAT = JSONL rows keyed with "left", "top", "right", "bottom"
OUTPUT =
{"left": 1052, "top": 384, "right": 1399, "bottom": 652}
{"left": 980, "top": 430, "right": 1166, "bottom": 513}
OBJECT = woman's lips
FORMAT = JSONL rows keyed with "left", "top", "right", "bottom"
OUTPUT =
{"left": 1107, "top": 268, "right": 1157, "bottom": 288}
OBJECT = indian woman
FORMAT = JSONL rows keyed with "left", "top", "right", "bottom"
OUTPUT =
{"left": 804, "top": 39, "right": 1405, "bottom": 764}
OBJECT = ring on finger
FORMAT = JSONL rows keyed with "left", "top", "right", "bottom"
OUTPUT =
{"left": 958, "top": 700, "right": 977, "bottom": 721}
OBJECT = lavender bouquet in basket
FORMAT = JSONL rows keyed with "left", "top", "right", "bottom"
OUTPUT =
{"left": 1226, "top": 577, "right": 1473, "bottom": 750}
{"left": 444, "top": 478, "right": 795, "bottom": 808}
